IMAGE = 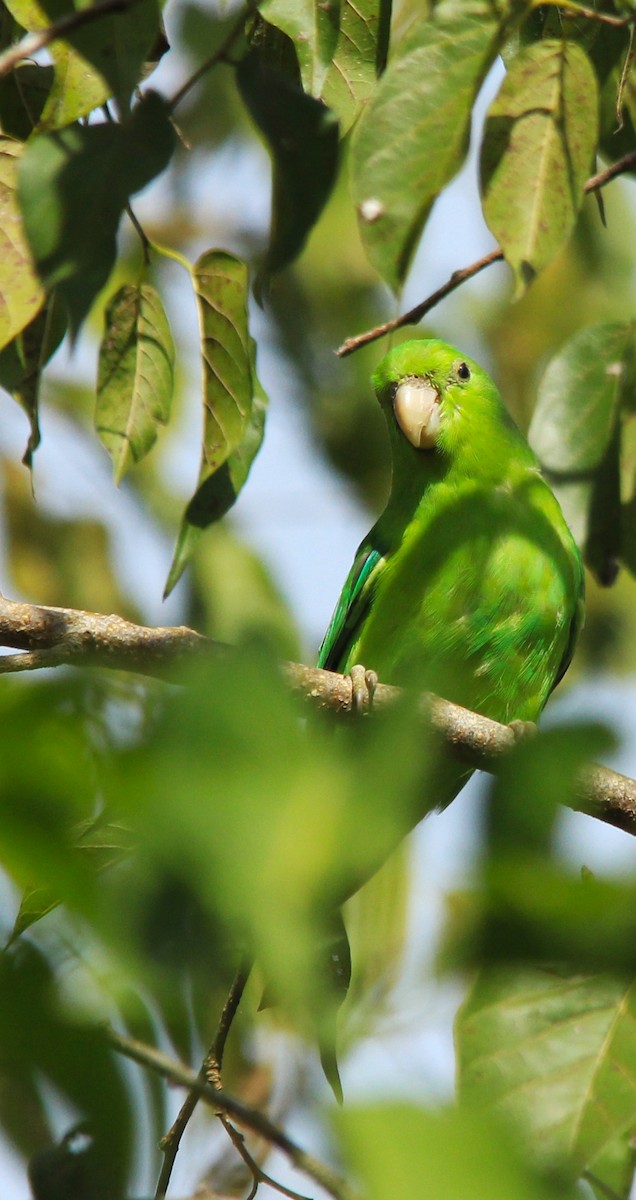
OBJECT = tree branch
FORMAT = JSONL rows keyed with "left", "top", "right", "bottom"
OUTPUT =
{"left": 155, "top": 964, "right": 250, "bottom": 1198}
{"left": 337, "top": 149, "right": 636, "bottom": 358}
{"left": 107, "top": 1028, "right": 357, "bottom": 1200}
{"left": 0, "top": 0, "right": 144, "bottom": 80}
{"left": 0, "top": 593, "right": 635, "bottom": 833}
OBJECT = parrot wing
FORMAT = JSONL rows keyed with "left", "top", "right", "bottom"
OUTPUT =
{"left": 551, "top": 587, "right": 585, "bottom": 694}
{"left": 317, "top": 538, "right": 387, "bottom": 673}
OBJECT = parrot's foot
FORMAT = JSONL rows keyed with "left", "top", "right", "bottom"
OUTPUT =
{"left": 508, "top": 718, "right": 538, "bottom": 742}
{"left": 349, "top": 664, "right": 378, "bottom": 715}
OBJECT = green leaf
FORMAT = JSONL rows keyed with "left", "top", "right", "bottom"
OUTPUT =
{"left": 481, "top": 40, "right": 599, "bottom": 294}
{"left": 164, "top": 252, "right": 267, "bottom": 596}
{"left": 177, "top": 367, "right": 267, "bottom": 537}
{"left": 263, "top": 0, "right": 392, "bottom": 133}
{"left": 321, "top": 0, "right": 392, "bottom": 133}
{"left": 457, "top": 968, "right": 636, "bottom": 1195}
{"left": 61, "top": 0, "right": 162, "bottom": 117}
{"left": 187, "top": 523, "right": 300, "bottom": 660}
{"left": 529, "top": 322, "right": 635, "bottom": 585}
{"left": 0, "top": 294, "right": 66, "bottom": 467}
{"left": 0, "top": 138, "right": 46, "bottom": 351}
{"left": 260, "top": 0, "right": 338, "bottom": 94}
{"left": 351, "top": 0, "right": 519, "bottom": 291}
{"left": 8, "top": 815, "right": 135, "bottom": 944}
{"left": 5, "top": 0, "right": 162, "bottom": 127}
{"left": 0, "top": 63, "right": 54, "bottom": 139}
{"left": 18, "top": 91, "right": 175, "bottom": 332}
{"left": 96, "top": 282, "right": 175, "bottom": 483}
{"left": 236, "top": 49, "right": 340, "bottom": 284}
{"left": 337, "top": 1103, "right": 575, "bottom": 1200}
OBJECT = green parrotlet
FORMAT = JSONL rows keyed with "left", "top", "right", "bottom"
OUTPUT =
{"left": 318, "top": 339, "right": 584, "bottom": 809}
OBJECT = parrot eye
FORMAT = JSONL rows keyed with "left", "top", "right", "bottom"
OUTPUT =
{"left": 456, "top": 362, "right": 471, "bottom": 381}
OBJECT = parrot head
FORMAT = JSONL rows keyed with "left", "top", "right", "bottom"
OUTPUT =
{"left": 372, "top": 339, "right": 511, "bottom": 459}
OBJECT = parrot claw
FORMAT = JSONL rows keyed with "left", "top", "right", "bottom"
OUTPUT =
{"left": 349, "top": 664, "right": 378, "bottom": 715}
{"left": 508, "top": 718, "right": 538, "bottom": 743}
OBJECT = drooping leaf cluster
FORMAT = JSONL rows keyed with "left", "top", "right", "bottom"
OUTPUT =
{"left": 2, "top": 1, "right": 636, "bottom": 1199}
{"left": 0, "top": 0, "right": 635, "bottom": 587}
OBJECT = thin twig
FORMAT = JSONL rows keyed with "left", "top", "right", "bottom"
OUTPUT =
{"left": 107, "top": 1027, "right": 357, "bottom": 1200}
{"left": 338, "top": 249, "right": 504, "bottom": 357}
{"left": 220, "top": 1116, "right": 314, "bottom": 1200}
{"left": 0, "top": 594, "right": 635, "bottom": 833}
{"left": 584, "top": 150, "right": 636, "bottom": 193}
{"left": 337, "top": 149, "right": 636, "bottom": 358}
{"left": 168, "top": 0, "right": 262, "bottom": 113}
{"left": 559, "top": 1, "right": 634, "bottom": 26}
{"left": 155, "top": 965, "right": 250, "bottom": 1198}
{"left": 0, "top": 0, "right": 143, "bottom": 80}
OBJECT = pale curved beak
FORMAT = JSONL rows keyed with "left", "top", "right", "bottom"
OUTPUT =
{"left": 393, "top": 381, "right": 441, "bottom": 449}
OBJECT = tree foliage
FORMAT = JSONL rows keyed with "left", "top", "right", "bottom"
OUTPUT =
{"left": 1, "top": 0, "right": 636, "bottom": 1198}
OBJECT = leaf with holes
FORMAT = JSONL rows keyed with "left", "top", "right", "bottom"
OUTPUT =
{"left": 96, "top": 283, "right": 175, "bottom": 483}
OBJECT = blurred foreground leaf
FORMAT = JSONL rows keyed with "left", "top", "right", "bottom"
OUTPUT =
{"left": 114, "top": 647, "right": 431, "bottom": 1037}
{"left": 337, "top": 1103, "right": 576, "bottom": 1200}
{"left": 458, "top": 969, "right": 636, "bottom": 1196}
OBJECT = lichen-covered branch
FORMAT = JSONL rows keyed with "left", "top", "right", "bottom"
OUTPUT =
{"left": 1, "top": 593, "right": 634, "bottom": 833}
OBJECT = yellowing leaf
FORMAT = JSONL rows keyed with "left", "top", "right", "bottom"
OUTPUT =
{"left": 4, "top": 0, "right": 161, "bottom": 128}
{"left": 0, "top": 139, "right": 45, "bottom": 351}
{"left": 481, "top": 40, "right": 599, "bottom": 294}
